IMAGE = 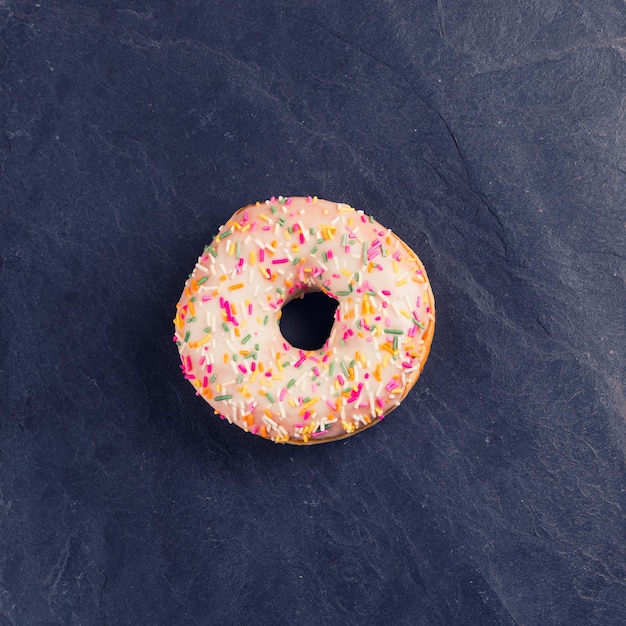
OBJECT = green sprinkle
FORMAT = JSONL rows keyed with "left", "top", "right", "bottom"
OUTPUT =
{"left": 329, "top": 363, "right": 335, "bottom": 377}
{"left": 287, "top": 378, "right": 296, "bottom": 388}
{"left": 255, "top": 344, "right": 260, "bottom": 351}
{"left": 288, "top": 226, "right": 294, "bottom": 234}
{"left": 384, "top": 328, "right": 404, "bottom": 335}
{"left": 336, "top": 290, "right": 350, "bottom": 296}
{"left": 210, "top": 374, "right": 217, "bottom": 383}
{"left": 341, "top": 362, "right": 350, "bottom": 377}
{"left": 412, "top": 318, "right": 425, "bottom": 329}
{"left": 354, "top": 273, "right": 359, "bottom": 284}
{"left": 184, "top": 331, "right": 191, "bottom": 342}
{"left": 188, "top": 316, "right": 197, "bottom": 323}
{"left": 263, "top": 316, "right": 269, "bottom": 325}
{"left": 309, "top": 227, "right": 315, "bottom": 235}
{"left": 236, "top": 375, "right": 243, "bottom": 383}
{"left": 278, "top": 217, "right": 286, "bottom": 226}
{"left": 322, "top": 252, "right": 328, "bottom": 262}
{"left": 282, "top": 361, "right": 290, "bottom": 369}
{"left": 222, "top": 322, "right": 230, "bottom": 332}
{"left": 277, "top": 287, "right": 284, "bottom": 295}
{"left": 317, "top": 237, "right": 325, "bottom": 244}
{"left": 203, "top": 327, "right": 211, "bottom": 333}
{"left": 219, "top": 229, "right": 233, "bottom": 240}
{"left": 292, "top": 257, "right": 300, "bottom": 265}
{"left": 362, "top": 242, "right": 368, "bottom": 263}
{"left": 266, "top": 392, "right": 275, "bottom": 403}
{"left": 311, "top": 246, "right": 318, "bottom": 254}
{"left": 197, "top": 276, "right": 208, "bottom": 285}
{"left": 341, "top": 234, "right": 348, "bottom": 246}
{"left": 393, "top": 336, "right": 399, "bottom": 350}
{"left": 271, "top": 205, "right": 277, "bottom": 214}
{"left": 191, "top": 296, "right": 197, "bottom": 302}
{"left": 241, "top": 334, "right": 252, "bottom": 344}
{"left": 235, "top": 242, "right": 241, "bottom": 259}
{"left": 214, "top": 394, "right": 232, "bottom": 401}
{"left": 232, "top": 354, "right": 237, "bottom": 362}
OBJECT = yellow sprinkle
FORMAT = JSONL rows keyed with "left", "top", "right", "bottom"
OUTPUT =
{"left": 241, "top": 223, "right": 251, "bottom": 232}
{"left": 249, "top": 251, "right": 256, "bottom": 265}
{"left": 234, "top": 327, "right": 240, "bottom": 337}
{"left": 393, "top": 260, "right": 399, "bottom": 274}
{"left": 259, "top": 213, "right": 270, "bottom": 222}
{"left": 400, "top": 309, "right": 411, "bottom": 319}
{"left": 396, "top": 278, "right": 408, "bottom": 286}
{"left": 301, "top": 396, "right": 320, "bottom": 411}
{"left": 229, "top": 283, "right": 244, "bottom": 291}
{"left": 190, "top": 333, "right": 212, "bottom": 348}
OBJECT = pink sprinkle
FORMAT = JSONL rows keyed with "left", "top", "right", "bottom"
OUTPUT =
{"left": 306, "top": 196, "right": 313, "bottom": 203}
{"left": 248, "top": 303, "right": 253, "bottom": 315}
{"left": 251, "top": 362, "right": 256, "bottom": 372}
{"left": 337, "top": 375, "right": 345, "bottom": 386}
{"left": 250, "top": 425, "right": 259, "bottom": 434}
{"left": 243, "top": 210, "right": 249, "bottom": 221}
{"left": 259, "top": 249, "right": 265, "bottom": 262}
{"left": 283, "top": 342, "right": 291, "bottom": 351}
{"left": 382, "top": 290, "right": 391, "bottom": 296}
{"left": 303, "top": 411, "right": 311, "bottom": 421}
{"left": 199, "top": 356, "right": 206, "bottom": 366}
{"left": 279, "top": 388, "right": 287, "bottom": 402}
{"left": 408, "top": 325, "right": 417, "bottom": 337}
{"left": 202, "top": 376, "right": 208, "bottom": 387}
{"left": 327, "top": 250, "right": 333, "bottom": 259}
{"left": 270, "top": 196, "right": 276, "bottom": 202}
{"left": 326, "top": 400, "right": 338, "bottom": 411}
{"left": 299, "top": 233, "right": 305, "bottom": 244}
{"left": 186, "top": 356, "right": 192, "bottom": 371}
{"left": 263, "top": 225, "right": 271, "bottom": 231}
{"left": 201, "top": 295, "right": 212, "bottom": 302}
{"left": 265, "top": 372, "right": 272, "bottom": 377}
{"left": 285, "top": 197, "right": 293, "bottom": 205}
{"left": 238, "top": 364, "right": 247, "bottom": 374}
{"left": 207, "top": 364, "right": 212, "bottom": 374}
{"left": 272, "top": 258, "right": 288, "bottom": 264}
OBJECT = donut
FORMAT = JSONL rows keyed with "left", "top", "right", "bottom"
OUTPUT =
{"left": 173, "top": 196, "right": 435, "bottom": 444}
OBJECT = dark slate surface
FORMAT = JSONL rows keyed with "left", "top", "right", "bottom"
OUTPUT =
{"left": 1, "top": 1, "right": 625, "bottom": 624}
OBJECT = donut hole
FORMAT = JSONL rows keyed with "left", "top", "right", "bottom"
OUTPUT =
{"left": 279, "top": 291, "right": 339, "bottom": 351}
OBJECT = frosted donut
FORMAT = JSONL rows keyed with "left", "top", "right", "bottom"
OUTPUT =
{"left": 173, "top": 196, "right": 435, "bottom": 444}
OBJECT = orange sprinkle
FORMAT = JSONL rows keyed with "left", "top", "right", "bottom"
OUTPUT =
{"left": 229, "top": 283, "right": 244, "bottom": 291}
